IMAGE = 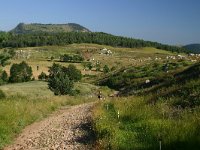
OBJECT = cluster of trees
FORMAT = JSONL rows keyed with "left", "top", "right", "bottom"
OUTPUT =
{"left": 60, "top": 54, "right": 84, "bottom": 63}
{"left": 48, "top": 63, "right": 82, "bottom": 95}
{"left": 0, "top": 61, "right": 33, "bottom": 84}
{"left": 0, "top": 32, "right": 188, "bottom": 53}
{"left": 0, "top": 50, "right": 82, "bottom": 95}
{"left": 0, "top": 50, "right": 18, "bottom": 84}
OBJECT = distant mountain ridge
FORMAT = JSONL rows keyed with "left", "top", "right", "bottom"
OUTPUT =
{"left": 183, "top": 44, "right": 200, "bottom": 53}
{"left": 10, "top": 23, "right": 91, "bottom": 34}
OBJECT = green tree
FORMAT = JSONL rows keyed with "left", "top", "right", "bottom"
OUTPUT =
{"left": 64, "top": 64, "right": 82, "bottom": 82}
{"left": 9, "top": 61, "right": 33, "bottom": 83}
{"left": 48, "top": 63, "right": 74, "bottom": 95}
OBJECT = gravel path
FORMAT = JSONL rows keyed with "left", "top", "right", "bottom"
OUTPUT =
{"left": 4, "top": 102, "right": 95, "bottom": 150}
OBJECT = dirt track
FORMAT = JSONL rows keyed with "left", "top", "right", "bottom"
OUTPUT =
{"left": 4, "top": 103, "right": 95, "bottom": 150}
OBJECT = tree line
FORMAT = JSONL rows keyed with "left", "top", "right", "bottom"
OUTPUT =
{"left": 0, "top": 31, "right": 188, "bottom": 53}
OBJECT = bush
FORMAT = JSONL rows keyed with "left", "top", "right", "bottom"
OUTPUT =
{"left": 9, "top": 61, "right": 33, "bottom": 83}
{"left": 38, "top": 72, "right": 48, "bottom": 80}
{"left": 103, "top": 65, "right": 110, "bottom": 73}
{"left": 48, "top": 63, "right": 74, "bottom": 95}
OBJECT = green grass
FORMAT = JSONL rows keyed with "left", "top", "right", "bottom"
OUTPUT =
{"left": 93, "top": 97, "right": 200, "bottom": 150}
{"left": 0, "top": 81, "right": 53, "bottom": 98}
{"left": 0, "top": 81, "right": 97, "bottom": 149}
{"left": 93, "top": 63, "right": 200, "bottom": 150}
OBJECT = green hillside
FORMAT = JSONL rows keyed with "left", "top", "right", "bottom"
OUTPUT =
{"left": 93, "top": 62, "right": 200, "bottom": 150}
{"left": 10, "top": 23, "right": 90, "bottom": 34}
{"left": 183, "top": 44, "right": 200, "bottom": 53}
{"left": 98, "top": 60, "right": 200, "bottom": 107}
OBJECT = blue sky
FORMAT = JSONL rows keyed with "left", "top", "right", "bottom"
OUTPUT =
{"left": 0, "top": 0, "right": 200, "bottom": 45}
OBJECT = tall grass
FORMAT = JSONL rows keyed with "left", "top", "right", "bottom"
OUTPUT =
{"left": 92, "top": 97, "right": 200, "bottom": 150}
{"left": 0, "top": 95, "right": 95, "bottom": 149}
{"left": 0, "top": 81, "right": 97, "bottom": 149}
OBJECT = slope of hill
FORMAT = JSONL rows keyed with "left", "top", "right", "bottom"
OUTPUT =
{"left": 98, "top": 61, "right": 200, "bottom": 107}
{"left": 93, "top": 62, "right": 200, "bottom": 149}
{"left": 10, "top": 23, "right": 91, "bottom": 34}
{"left": 183, "top": 44, "right": 200, "bottom": 53}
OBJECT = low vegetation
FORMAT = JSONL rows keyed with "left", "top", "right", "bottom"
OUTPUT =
{"left": 0, "top": 81, "right": 97, "bottom": 149}
{"left": 60, "top": 54, "right": 84, "bottom": 63}
{"left": 93, "top": 97, "right": 200, "bottom": 150}
{"left": 93, "top": 62, "right": 200, "bottom": 150}
{"left": 98, "top": 60, "right": 192, "bottom": 95}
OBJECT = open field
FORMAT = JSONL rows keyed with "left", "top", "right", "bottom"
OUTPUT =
{"left": 0, "top": 81, "right": 53, "bottom": 98}
{"left": 1, "top": 43, "right": 182, "bottom": 80}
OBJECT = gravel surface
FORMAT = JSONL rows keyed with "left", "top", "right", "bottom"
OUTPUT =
{"left": 4, "top": 102, "right": 95, "bottom": 150}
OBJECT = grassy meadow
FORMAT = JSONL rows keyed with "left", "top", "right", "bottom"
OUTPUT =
{"left": 92, "top": 97, "right": 200, "bottom": 150}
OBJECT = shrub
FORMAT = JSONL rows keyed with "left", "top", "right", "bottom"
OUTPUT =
{"left": 48, "top": 63, "right": 74, "bottom": 95}
{"left": 82, "top": 62, "right": 93, "bottom": 70}
{"left": 103, "top": 65, "right": 110, "bottom": 73}
{"left": 38, "top": 72, "right": 48, "bottom": 80}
